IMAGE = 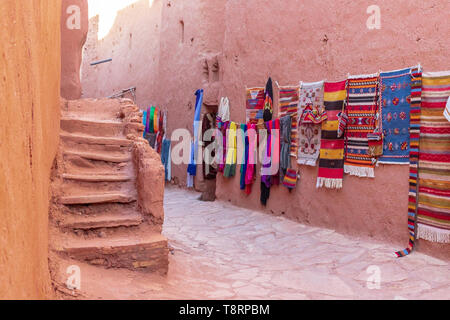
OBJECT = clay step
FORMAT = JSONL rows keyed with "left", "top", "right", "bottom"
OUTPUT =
{"left": 64, "top": 150, "right": 131, "bottom": 163}
{"left": 60, "top": 211, "right": 143, "bottom": 230}
{"left": 62, "top": 173, "right": 133, "bottom": 182}
{"left": 60, "top": 132, "right": 133, "bottom": 146}
{"left": 59, "top": 192, "right": 136, "bottom": 205}
{"left": 57, "top": 232, "right": 169, "bottom": 273}
{"left": 61, "top": 118, "right": 124, "bottom": 137}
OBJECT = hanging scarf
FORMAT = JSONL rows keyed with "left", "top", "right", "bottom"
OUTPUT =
{"left": 245, "top": 124, "right": 257, "bottom": 195}
{"left": 187, "top": 89, "right": 203, "bottom": 177}
{"left": 142, "top": 110, "right": 148, "bottom": 137}
{"left": 224, "top": 122, "right": 237, "bottom": 177}
{"left": 149, "top": 106, "right": 155, "bottom": 133}
{"left": 240, "top": 124, "right": 249, "bottom": 190}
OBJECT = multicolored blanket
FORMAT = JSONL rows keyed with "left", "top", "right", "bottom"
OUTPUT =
{"left": 395, "top": 68, "right": 422, "bottom": 257}
{"left": 344, "top": 75, "right": 379, "bottom": 178}
{"left": 316, "top": 80, "right": 347, "bottom": 189}
{"left": 298, "top": 81, "right": 324, "bottom": 166}
{"left": 246, "top": 87, "right": 265, "bottom": 125}
{"left": 278, "top": 86, "right": 300, "bottom": 158}
{"left": 416, "top": 71, "right": 450, "bottom": 243}
{"left": 379, "top": 68, "right": 412, "bottom": 164}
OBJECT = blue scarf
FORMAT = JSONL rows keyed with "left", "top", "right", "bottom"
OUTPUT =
{"left": 187, "top": 89, "right": 203, "bottom": 176}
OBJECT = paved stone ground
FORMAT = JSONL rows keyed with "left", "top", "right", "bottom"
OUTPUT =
{"left": 73, "top": 186, "right": 449, "bottom": 300}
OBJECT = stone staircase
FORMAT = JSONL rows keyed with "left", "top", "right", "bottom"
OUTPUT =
{"left": 49, "top": 98, "right": 168, "bottom": 275}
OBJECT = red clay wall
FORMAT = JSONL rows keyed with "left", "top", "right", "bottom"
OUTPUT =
{"left": 0, "top": 1, "right": 62, "bottom": 298}
{"left": 61, "top": 0, "right": 88, "bottom": 100}
{"left": 216, "top": 0, "right": 450, "bottom": 259}
{"left": 80, "top": 0, "right": 449, "bottom": 259}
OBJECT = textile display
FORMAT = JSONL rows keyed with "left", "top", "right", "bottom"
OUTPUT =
{"left": 416, "top": 71, "right": 450, "bottom": 243}
{"left": 378, "top": 68, "right": 412, "bottom": 164}
{"left": 344, "top": 74, "right": 379, "bottom": 178}
{"left": 246, "top": 87, "right": 265, "bottom": 125}
{"left": 297, "top": 81, "right": 325, "bottom": 166}
{"left": 316, "top": 80, "right": 347, "bottom": 189}
{"left": 278, "top": 86, "right": 300, "bottom": 157}
{"left": 395, "top": 68, "right": 422, "bottom": 257}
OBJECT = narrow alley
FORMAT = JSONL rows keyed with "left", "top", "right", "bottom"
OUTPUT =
{"left": 63, "top": 187, "right": 449, "bottom": 300}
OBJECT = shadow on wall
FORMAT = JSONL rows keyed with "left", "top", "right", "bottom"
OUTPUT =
{"left": 81, "top": 0, "right": 162, "bottom": 103}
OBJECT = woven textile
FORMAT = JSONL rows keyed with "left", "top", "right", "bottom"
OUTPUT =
{"left": 395, "top": 68, "right": 422, "bottom": 257}
{"left": 344, "top": 75, "right": 379, "bottom": 178}
{"left": 416, "top": 71, "right": 450, "bottom": 243}
{"left": 278, "top": 86, "right": 300, "bottom": 157}
{"left": 379, "top": 68, "right": 412, "bottom": 164}
{"left": 298, "top": 81, "right": 325, "bottom": 166}
{"left": 246, "top": 87, "right": 265, "bottom": 125}
{"left": 316, "top": 80, "right": 347, "bottom": 189}
{"left": 224, "top": 122, "right": 237, "bottom": 178}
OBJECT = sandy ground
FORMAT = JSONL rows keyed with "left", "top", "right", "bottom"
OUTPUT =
{"left": 59, "top": 186, "right": 449, "bottom": 300}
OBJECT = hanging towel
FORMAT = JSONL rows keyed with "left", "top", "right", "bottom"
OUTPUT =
{"left": 298, "top": 81, "right": 325, "bottom": 166}
{"left": 224, "top": 122, "right": 237, "bottom": 177}
{"left": 395, "top": 67, "right": 422, "bottom": 257}
{"left": 378, "top": 68, "right": 413, "bottom": 164}
{"left": 187, "top": 89, "right": 204, "bottom": 177}
{"left": 316, "top": 80, "right": 347, "bottom": 189}
{"left": 344, "top": 74, "right": 379, "bottom": 178}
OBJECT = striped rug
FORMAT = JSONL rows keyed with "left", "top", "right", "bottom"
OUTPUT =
{"left": 395, "top": 67, "right": 422, "bottom": 257}
{"left": 316, "top": 80, "right": 347, "bottom": 189}
{"left": 246, "top": 87, "right": 265, "bottom": 125}
{"left": 416, "top": 71, "right": 450, "bottom": 243}
{"left": 344, "top": 74, "right": 379, "bottom": 178}
{"left": 278, "top": 86, "right": 300, "bottom": 158}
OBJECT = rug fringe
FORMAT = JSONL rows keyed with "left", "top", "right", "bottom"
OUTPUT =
{"left": 316, "top": 177, "right": 342, "bottom": 189}
{"left": 344, "top": 165, "right": 375, "bottom": 178}
{"left": 297, "top": 159, "right": 317, "bottom": 166}
{"left": 417, "top": 224, "right": 450, "bottom": 243}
